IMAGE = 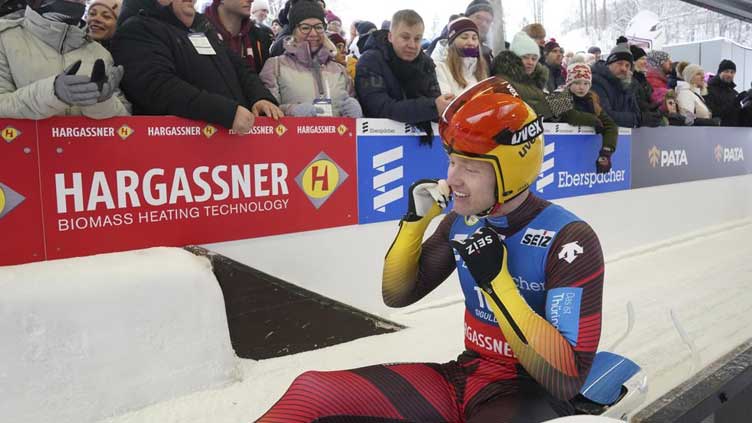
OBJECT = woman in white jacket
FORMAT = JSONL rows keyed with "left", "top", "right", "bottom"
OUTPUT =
{"left": 432, "top": 17, "right": 489, "bottom": 97}
{"left": 676, "top": 63, "right": 714, "bottom": 125}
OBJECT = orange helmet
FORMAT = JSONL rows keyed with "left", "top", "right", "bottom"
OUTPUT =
{"left": 440, "top": 76, "right": 544, "bottom": 208}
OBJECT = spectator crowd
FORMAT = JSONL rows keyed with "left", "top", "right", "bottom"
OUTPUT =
{"left": 1, "top": 0, "right": 751, "bottom": 172}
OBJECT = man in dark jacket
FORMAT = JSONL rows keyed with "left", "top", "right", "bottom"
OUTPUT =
{"left": 543, "top": 38, "right": 564, "bottom": 93}
{"left": 706, "top": 59, "right": 745, "bottom": 127}
{"left": 629, "top": 44, "right": 663, "bottom": 127}
{"left": 355, "top": 9, "right": 452, "bottom": 125}
{"left": 203, "top": 0, "right": 273, "bottom": 72}
{"left": 111, "top": 0, "right": 281, "bottom": 133}
{"left": 590, "top": 41, "right": 641, "bottom": 128}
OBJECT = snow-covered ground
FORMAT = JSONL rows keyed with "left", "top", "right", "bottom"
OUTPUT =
{"left": 99, "top": 220, "right": 752, "bottom": 423}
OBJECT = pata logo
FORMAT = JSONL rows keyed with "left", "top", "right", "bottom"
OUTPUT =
{"left": 649, "top": 146, "right": 688, "bottom": 168}
{"left": 715, "top": 145, "right": 744, "bottom": 163}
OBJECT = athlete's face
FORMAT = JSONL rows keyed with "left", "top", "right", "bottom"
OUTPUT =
{"left": 447, "top": 154, "right": 497, "bottom": 217}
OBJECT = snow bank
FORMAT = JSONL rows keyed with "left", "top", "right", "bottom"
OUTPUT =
{"left": 0, "top": 247, "right": 239, "bottom": 423}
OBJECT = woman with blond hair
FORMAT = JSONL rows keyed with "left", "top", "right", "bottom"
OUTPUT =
{"left": 676, "top": 63, "right": 718, "bottom": 125}
{"left": 432, "top": 17, "right": 489, "bottom": 96}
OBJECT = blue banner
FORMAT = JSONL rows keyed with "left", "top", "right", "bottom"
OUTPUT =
{"left": 532, "top": 134, "right": 632, "bottom": 200}
{"left": 357, "top": 135, "right": 447, "bottom": 224}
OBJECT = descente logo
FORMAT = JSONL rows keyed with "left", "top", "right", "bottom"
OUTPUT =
{"left": 715, "top": 145, "right": 744, "bottom": 163}
{"left": 648, "top": 146, "right": 688, "bottom": 168}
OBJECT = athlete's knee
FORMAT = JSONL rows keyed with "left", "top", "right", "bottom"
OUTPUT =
{"left": 289, "top": 370, "right": 327, "bottom": 390}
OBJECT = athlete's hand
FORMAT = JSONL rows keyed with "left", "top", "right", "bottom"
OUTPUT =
{"left": 450, "top": 225, "right": 506, "bottom": 290}
{"left": 404, "top": 179, "right": 451, "bottom": 222}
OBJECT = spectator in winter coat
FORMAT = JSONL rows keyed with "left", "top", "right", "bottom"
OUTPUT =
{"left": 204, "top": 0, "right": 273, "bottom": 72}
{"left": 645, "top": 50, "right": 672, "bottom": 106}
{"left": 111, "top": 0, "right": 281, "bottom": 134}
{"left": 325, "top": 10, "right": 342, "bottom": 36}
{"left": 0, "top": 1, "right": 128, "bottom": 119}
{"left": 433, "top": 17, "right": 489, "bottom": 96}
{"left": 587, "top": 46, "right": 602, "bottom": 63}
{"left": 551, "top": 59, "right": 618, "bottom": 172}
{"left": 463, "top": 0, "right": 494, "bottom": 63}
{"left": 271, "top": 19, "right": 281, "bottom": 36}
{"left": 270, "top": 0, "right": 322, "bottom": 58}
{"left": 663, "top": 89, "right": 690, "bottom": 126}
{"left": 492, "top": 32, "right": 572, "bottom": 120}
{"left": 706, "top": 59, "right": 745, "bottom": 127}
{"left": 260, "top": 1, "right": 361, "bottom": 117}
{"left": 86, "top": 0, "right": 121, "bottom": 48}
{"left": 543, "top": 38, "right": 565, "bottom": 92}
{"left": 522, "top": 22, "right": 546, "bottom": 59}
{"left": 630, "top": 44, "right": 663, "bottom": 127}
{"left": 590, "top": 40, "right": 641, "bottom": 128}
{"left": 251, "top": 0, "right": 269, "bottom": 25}
{"left": 676, "top": 63, "right": 717, "bottom": 125}
{"left": 355, "top": 10, "right": 451, "bottom": 127}
{"left": 328, "top": 32, "right": 347, "bottom": 66}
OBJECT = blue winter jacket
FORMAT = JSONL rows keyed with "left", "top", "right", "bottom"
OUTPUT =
{"left": 355, "top": 30, "right": 440, "bottom": 123}
{"left": 590, "top": 62, "right": 641, "bottom": 128}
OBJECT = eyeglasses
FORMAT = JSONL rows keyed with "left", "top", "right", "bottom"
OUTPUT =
{"left": 297, "top": 23, "right": 327, "bottom": 34}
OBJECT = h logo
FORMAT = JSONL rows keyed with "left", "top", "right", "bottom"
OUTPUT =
{"left": 372, "top": 146, "right": 404, "bottom": 213}
{"left": 310, "top": 164, "right": 329, "bottom": 191}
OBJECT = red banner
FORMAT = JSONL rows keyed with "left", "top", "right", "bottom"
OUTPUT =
{"left": 0, "top": 120, "right": 45, "bottom": 265}
{"left": 1, "top": 116, "right": 357, "bottom": 264}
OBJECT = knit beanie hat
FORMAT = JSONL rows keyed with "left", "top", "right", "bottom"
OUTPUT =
{"left": 646, "top": 50, "right": 670, "bottom": 69}
{"left": 629, "top": 45, "right": 646, "bottom": 61}
{"left": 251, "top": 0, "right": 269, "bottom": 13}
{"left": 356, "top": 21, "right": 377, "bottom": 36}
{"left": 447, "top": 17, "right": 479, "bottom": 44}
{"left": 587, "top": 46, "right": 601, "bottom": 55}
{"left": 328, "top": 32, "right": 346, "bottom": 46}
{"left": 718, "top": 59, "right": 736, "bottom": 74}
{"left": 88, "top": 0, "right": 122, "bottom": 17}
{"left": 523, "top": 23, "right": 546, "bottom": 40}
{"left": 606, "top": 36, "right": 633, "bottom": 65}
{"left": 465, "top": 0, "right": 493, "bottom": 17}
{"left": 288, "top": 0, "right": 325, "bottom": 29}
{"left": 566, "top": 58, "right": 592, "bottom": 86}
{"left": 510, "top": 32, "right": 540, "bottom": 59}
{"left": 325, "top": 10, "right": 340, "bottom": 23}
{"left": 682, "top": 64, "right": 704, "bottom": 84}
{"left": 544, "top": 38, "right": 560, "bottom": 54}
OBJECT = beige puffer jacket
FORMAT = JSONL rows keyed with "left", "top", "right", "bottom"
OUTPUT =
{"left": 259, "top": 38, "right": 355, "bottom": 116}
{"left": 0, "top": 7, "right": 129, "bottom": 119}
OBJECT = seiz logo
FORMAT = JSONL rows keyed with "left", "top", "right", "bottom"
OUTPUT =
{"left": 463, "top": 235, "right": 495, "bottom": 255}
{"left": 715, "top": 145, "right": 744, "bottom": 163}
{"left": 372, "top": 146, "right": 404, "bottom": 213}
{"left": 521, "top": 228, "right": 556, "bottom": 248}
{"left": 536, "top": 141, "right": 556, "bottom": 192}
{"left": 649, "top": 146, "right": 688, "bottom": 168}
